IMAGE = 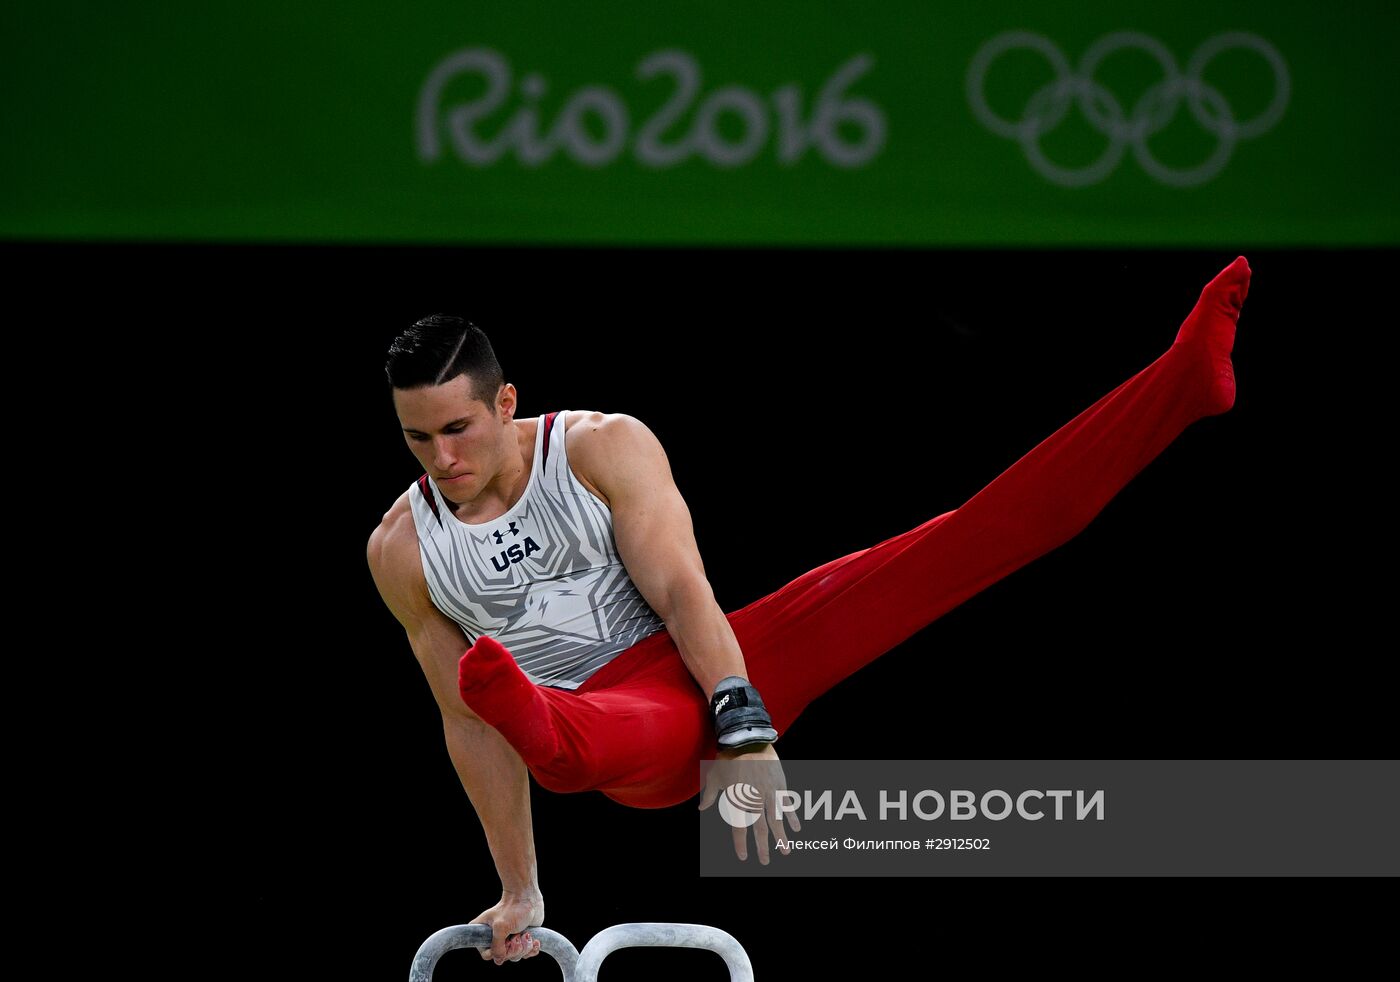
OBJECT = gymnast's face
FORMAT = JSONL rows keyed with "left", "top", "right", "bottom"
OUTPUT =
{"left": 393, "top": 374, "right": 518, "bottom": 504}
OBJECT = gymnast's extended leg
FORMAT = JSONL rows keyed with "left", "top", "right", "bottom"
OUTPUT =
{"left": 732, "top": 256, "right": 1249, "bottom": 729}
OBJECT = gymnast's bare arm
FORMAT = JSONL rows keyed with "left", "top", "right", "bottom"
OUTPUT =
{"left": 568, "top": 412, "right": 751, "bottom": 701}
{"left": 367, "top": 493, "right": 544, "bottom": 965}
{"left": 570, "top": 414, "right": 794, "bottom": 863}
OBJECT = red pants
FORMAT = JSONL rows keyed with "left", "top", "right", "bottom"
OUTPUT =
{"left": 460, "top": 269, "right": 1243, "bottom": 809}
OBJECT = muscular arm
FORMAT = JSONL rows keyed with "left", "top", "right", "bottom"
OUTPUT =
{"left": 366, "top": 500, "right": 541, "bottom": 902}
{"left": 572, "top": 413, "right": 750, "bottom": 702}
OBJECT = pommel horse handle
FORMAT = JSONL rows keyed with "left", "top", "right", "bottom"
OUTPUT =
{"left": 408, "top": 921, "right": 755, "bottom": 980}
{"left": 575, "top": 922, "right": 754, "bottom": 981}
{"left": 408, "top": 924, "right": 578, "bottom": 981}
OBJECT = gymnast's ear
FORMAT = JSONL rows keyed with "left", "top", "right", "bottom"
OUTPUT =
{"left": 494, "top": 382, "right": 518, "bottom": 422}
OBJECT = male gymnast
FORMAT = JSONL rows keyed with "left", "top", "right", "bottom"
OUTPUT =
{"left": 366, "top": 256, "right": 1251, "bottom": 965}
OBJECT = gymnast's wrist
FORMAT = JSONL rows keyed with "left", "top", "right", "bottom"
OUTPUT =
{"left": 709, "top": 675, "right": 778, "bottom": 751}
{"left": 501, "top": 885, "right": 543, "bottom": 906}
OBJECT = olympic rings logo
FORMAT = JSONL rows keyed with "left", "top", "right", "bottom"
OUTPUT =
{"left": 966, "top": 31, "right": 1290, "bottom": 187}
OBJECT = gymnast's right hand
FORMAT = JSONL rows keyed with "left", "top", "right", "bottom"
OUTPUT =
{"left": 469, "top": 892, "right": 545, "bottom": 965}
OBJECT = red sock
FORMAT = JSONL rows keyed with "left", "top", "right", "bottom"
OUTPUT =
{"left": 1173, "top": 255, "right": 1250, "bottom": 416}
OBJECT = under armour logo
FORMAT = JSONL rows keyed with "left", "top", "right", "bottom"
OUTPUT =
{"left": 492, "top": 521, "right": 521, "bottom": 544}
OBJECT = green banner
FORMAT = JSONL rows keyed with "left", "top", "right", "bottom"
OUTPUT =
{"left": 4, "top": 2, "right": 1397, "bottom": 244}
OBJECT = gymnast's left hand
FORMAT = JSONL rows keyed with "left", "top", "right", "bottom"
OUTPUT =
{"left": 698, "top": 744, "right": 801, "bottom": 865}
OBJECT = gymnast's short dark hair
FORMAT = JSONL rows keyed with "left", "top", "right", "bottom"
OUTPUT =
{"left": 385, "top": 314, "right": 505, "bottom": 412}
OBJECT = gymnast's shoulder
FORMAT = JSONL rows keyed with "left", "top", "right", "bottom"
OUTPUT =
{"left": 562, "top": 411, "right": 677, "bottom": 507}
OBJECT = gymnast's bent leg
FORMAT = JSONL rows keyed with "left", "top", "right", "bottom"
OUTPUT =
{"left": 456, "top": 257, "right": 1251, "bottom": 809}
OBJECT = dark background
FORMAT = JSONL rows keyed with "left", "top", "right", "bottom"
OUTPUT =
{"left": 16, "top": 243, "right": 1387, "bottom": 975}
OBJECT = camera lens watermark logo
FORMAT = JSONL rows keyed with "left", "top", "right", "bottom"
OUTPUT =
{"left": 716, "top": 784, "right": 765, "bottom": 828}
{"left": 967, "top": 30, "right": 1290, "bottom": 187}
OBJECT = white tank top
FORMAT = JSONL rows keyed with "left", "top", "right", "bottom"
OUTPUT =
{"left": 408, "top": 411, "right": 667, "bottom": 689}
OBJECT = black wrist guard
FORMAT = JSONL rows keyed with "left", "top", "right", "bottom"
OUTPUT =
{"left": 710, "top": 676, "right": 778, "bottom": 751}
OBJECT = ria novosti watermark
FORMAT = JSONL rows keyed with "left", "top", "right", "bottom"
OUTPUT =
{"left": 698, "top": 759, "right": 1399, "bottom": 876}
{"left": 738, "top": 785, "right": 1105, "bottom": 824}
